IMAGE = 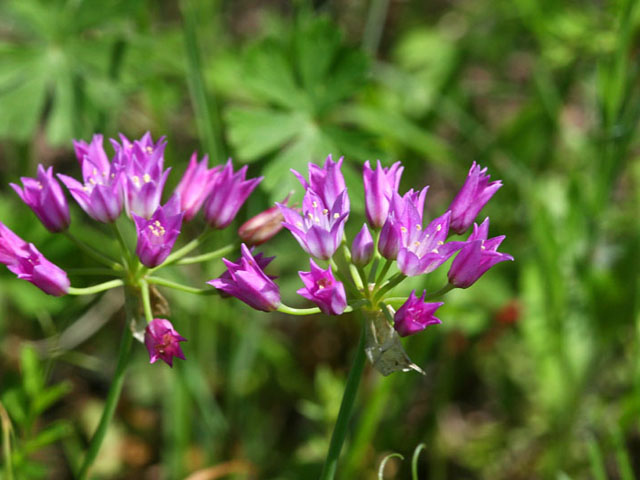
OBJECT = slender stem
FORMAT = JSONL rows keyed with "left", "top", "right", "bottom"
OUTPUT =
{"left": 158, "top": 230, "right": 213, "bottom": 268}
{"left": 0, "top": 402, "right": 13, "bottom": 480}
{"left": 367, "top": 257, "right": 380, "bottom": 284}
{"left": 319, "top": 322, "right": 367, "bottom": 480}
{"left": 176, "top": 244, "right": 236, "bottom": 265}
{"left": 277, "top": 304, "right": 322, "bottom": 316}
{"left": 349, "top": 264, "right": 364, "bottom": 291}
{"left": 424, "top": 284, "right": 455, "bottom": 300}
{"left": 329, "top": 258, "right": 360, "bottom": 297}
{"left": 68, "top": 279, "right": 124, "bottom": 296}
{"left": 63, "top": 231, "right": 122, "bottom": 270}
{"left": 375, "top": 259, "right": 393, "bottom": 286}
{"left": 110, "top": 223, "right": 131, "bottom": 267}
{"left": 140, "top": 280, "right": 154, "bottom": 323}
{"left": 77, "top": 293, "right": 134, "bottom": 480}
{"left": 373, "top": 273, "right": 406, "bottom": 302}
{"left": 147, "top": 276, "right": 217, "bottom": 295}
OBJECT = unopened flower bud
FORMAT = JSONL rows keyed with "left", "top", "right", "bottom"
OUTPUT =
{"left": 238, "top": 194, "right": 291, "bottom": 246}
{"left": 351, "top": 224, "right": 374, "bottom": 267}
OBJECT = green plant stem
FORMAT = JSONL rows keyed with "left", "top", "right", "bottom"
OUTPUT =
{"left": 176, "top": 244, "right": 236, "bottom": 265}
{"left": 373, "top": 273, "right": 406, "bottom": 303}
{"left": 375, "top": 259, "right": 392, "bottom": 285}
{"left": 277, "top": 304, "right": 322, "bottom": 315}
{"left": 63, "top": 231, "right": 122, "bottom": 270}
{"left": 77, "top": 294, "right": 134, "bottom": 480}
{"left": 0, "top": 402, "right": 13, "bottom": 480}
{"left": 319, "top": 323, "right": 367, "bottom": 480}
{"left": 140, "top": 280, "right": 154, "bottom": 323}
{"left": 158, "top": 230, "right": 213, "bottom": 268}
{"left": 147, "top": 276, "right": 217, "bottom": 295}
{"left": 110, "top": 223, "right": 132, "bottom": 267}
{"left": 68, "top": 279, "right": 124, "bottom": 296}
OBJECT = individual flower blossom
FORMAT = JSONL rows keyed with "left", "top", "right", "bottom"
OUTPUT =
{"left": 377, "top": 187, "right": 428, "bottom": 261}
{"left": 144, "top": 318, "right": 187, "bottom": 367}
{"left": 351, "top": 223, "right": 374, "bottom": 267}
{"left": 133, "top": 196, "right": 183, "bottom": 268}
{"left": 448, "top": 217, "right": 513, "bottom": 288}
{"left": 448, "top": 162, "right": 502, "bottom": 235}
{"left": 238, "top": 194, "right": 291, "bottom": 246}
{"left": 297, "top": 259, "right": 347, "bottom": 315}
{"left": 363, "top": 160, "right": 404, "bottom": 229}
{"left": 112, "top": 133, "right": 170, "bottom": 219}
{"left": 394, "top": 290, "right": 444, "bottom": 337}
{"left": 203, "top": 159, "right": 263, "bottom": 229}
{"left": 292, "top": 155, "right": 348, "bottom": 212}
{"left": 208, "top": 244, "right": 280, "bottom": 311}
{"left": 216, "top": 250, "right": 275, "bottom": 297}
{"left": 174, "top": 152, "right": 219, "bottom": 221}
{"left": 58, "top": 136, "right": 124, "bottom": 223}
{"left": 0, "top": 222, "right": 69, "bottom": 296}
{"left": 10, "top": 164, "right": 70, "bottom": 232}
{"left": 279, "top": 189, "right": 349, "bottom": 260}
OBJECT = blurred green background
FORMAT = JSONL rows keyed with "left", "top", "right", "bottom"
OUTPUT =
{"left": 1, "top": 0, "right": 639, "bottom": 478}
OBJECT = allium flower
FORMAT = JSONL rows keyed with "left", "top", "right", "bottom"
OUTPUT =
{"left": 133, "top": 197, "right": 183, "bottom": 268}
{"left": 292, "top": 155, "right": 348, "bottom": 211}
{"left": 208, "top": 244, "right": 280, "bottom": 311}
{"left": 394, "top": 290, "right": 443, "bottom": 337}
{"left": 363, "top": 160, "right": 404, "bottom": 229}
{"left": 112, "top": 133, "right": 170, "bottom": 219}
{"left": 297, "top": 260, "right": 347, "bottom": 315}
{"left": 174, "top": 152, "right": 219, "bottom": 221}
{"left": 351, "top": 224, "right": 374, "bottom": 267}
{"left": 10, "top": 165, "right": 70, "bottom": 232}
{"left": 144, "top": 318, "right": 187, "bottom": 367}
{"left": 0, "top": 222, "right": 69, "bottom": 296}
{"left": 448, "top": 218, "right": 513, "bottom": 288}
{"left": 279, "top": 189, "right": 349, "bottom": 260}
{"left": 238, "top": 194, "right": 290, "bottom": 246}
{"left": 203, "top": 160, "right": 263, "bottom": 229}
{"left": 58, "top": 142, "right": 123, "bottom": 224}
{"left": 448, "top": 162, "right": 502, "bottom": 235}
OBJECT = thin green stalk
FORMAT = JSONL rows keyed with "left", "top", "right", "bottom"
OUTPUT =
{"left": 424, "top": 284, "right": 454, "bottom": 300}
{"left": 375, "top": 259, "right": 393, "bottom": 285}
{"left": 140, "top": 280, "right": 154, "bottom": 323}
{"left": 158, "top": 231, "right": 213, "bottom": 268}
{"left": 0, "top": 402, "right": 13, "bottom": 480}
{"left": 68, "top": 279, "right": 124, "bottom": 296}
{"left": 147, "top": 276, "right": 217, "bottom": 295}
{"left": 110, "top": 223, "right": 132, "bottom": 267}
{"left": 277, "top": 304, "right": 322, "bottom": 316}
{"left": 367, "top": 257, "right": 380, "bottom": 284}
{"left": 373, "top": 273, "right": 406, "bottom": 303}
{"left": 349, "top": 264, "right": 365, "bottom": 291}
{"left": 176, "top": 244, "right": 236, "bottom": 265}
{"left": 77, "top": 292, "right": 134, "bottom": 479}
{"left": 63, "top": 231, "right": 121, "bottom": 270}
{"left": 319, "top": 322, "right": 367, "bottom": 480}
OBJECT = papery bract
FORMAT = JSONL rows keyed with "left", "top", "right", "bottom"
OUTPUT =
{"left": 363, "top": 160, "right": 404, "bottom": 229}
{"left": 144, "top": 318, "right": 187, "bottom": 367}
{"left": 208, "top": 244, "right": 280, "bottom": 311}
{"left": 394, "top": 290, "right": 443, "bottom": 337}
{"left": 10, "top": 165, "right": 70, "bottom": 232}
{"left": 133, "top": 196, "right": 183, "bottom": 268}
{"left": 0, "top": 222, "right": 69, "bottom": 296}
{"left": 203, "top": 160, "right": 263, "bottom": 229}
{"left": 448, "top": 162, "right": 502, "bottom": 235}
{"left": 297, "top": 259, "right": 347, "bottom": 315}
{"left": 175, "top": 152, "right": 219, "bottom": 221}
{"left": 448, "top": 217, "right": 513, "bottom": 288}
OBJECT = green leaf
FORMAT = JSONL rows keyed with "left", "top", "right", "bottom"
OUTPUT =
{"left": 20, "top": 345, "right": 43, "bottom": 400}
{"left": 33, "top": 382, "right": 72, "bottom": 417}
{"left": 22, "top": 421, "right": 72, "bottom": 455}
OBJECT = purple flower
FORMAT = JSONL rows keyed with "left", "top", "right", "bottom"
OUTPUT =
{"left": 133, "top": 196, "right": 183, "bottom": 268}
{"left": 351, "top": 224, "right": 374, "bottom": 267}
{"left": 175, "top": 152, "right": 219, "bottom": 221}
{"left": 10, "top": 165, "right": 70, "bottom": 232}
{"left": 297, "top": 259, "right": 347, "bottom": 315}
{"left": 238, "top": 194, "right": 290, "bottom": 246}
{"left": 59, "top": 136, "right": 124, "bottom": 223}
{"left": 208, "top": 244, "right": 280, "bottom": 311}
{"left": 0, "top": 222, "right": 69, "bottom": 296}
{"left": 144, "top": 318, "right": 187, "bottom": 367}
{"left": 292, "top": 155, "right": 348, "bottom": 211}
{"left": 203, "top": 159, "right": 263, "bottom": 229}
{"left": 394, "top": 290, "right": 443, "bottom": 337}
{"left": 448, "top": 218, "right": 513, "bottom": 288}
{"left": 112, "top": 133, "right": 170, "bottom": 219}
{"left": 363, "top": 160, "right": 404, "bottom": 229}
{"left": 279, "top": 189, "right": 349, "bottom": 260}
{"left": 377, "top": 188, "right": 428, "bottom": 261}
{"left": 448, "top": 162, "right": 502, "bottom": 235}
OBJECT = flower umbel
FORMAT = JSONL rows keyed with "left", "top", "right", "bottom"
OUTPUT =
{"left": 144, "top": 318, "right": 187, "bottom": 367}
{"left": 394, "top": 290, "right": 443, "bottom": 337}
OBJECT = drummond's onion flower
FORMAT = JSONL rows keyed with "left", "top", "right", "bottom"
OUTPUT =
{"left": 175, "top": 153, "right": 219, "bottom": 221}
{"left": 378, "top": 188, "right": 428, "bottom": 260}
{"left": 0, "top": 222, "right": 69, "bottom": 296}
{"left": 144, "top": 318, "right": 187, "bottom": 367}
{"left": 209, "top": 244, "right": 280, "bottom": 311}
{"left": 351, "top": 224, "right": 374, "bottom": 267}
{"left": 297, "top": 259, "right": 347, "bottom": 315}
{"left": 363, "top": 160, "right": 404, "bottom": 229}
{"left": 292, "top": 155, "right": 349, "bottom": 212}
{"left": 204, "top": 160, "right": 263, "bottom": 229}
{"left": 10, "top": 165, "right": 70, "bottom": 232}
{"left": 448, "top": 162, "right": 502, "bottom": 235}
{"left": 133, "top": 197, "right": 184, "bottom": 268}
{"left": 394, "top": 290, "right": 443, "bottom": 337}
{"left": 448, "top": 218, "right": 513, "bottom": 288}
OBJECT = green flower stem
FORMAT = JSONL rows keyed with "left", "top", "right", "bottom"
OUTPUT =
{"left": 77, "top": 291, "right": 135, "bottom": 480}
{"left": 425, "top": 284, "right": 455, "bottom": 300}
{"left": 373, "top": 273, "right": 406, "bottom": 303}
{"left": 367, "top": 257, "right": 380, "bottom": 284}
{"left": 110, "top": 223, "right": 132, "bottom": 267}
{"left": 375, "top": 258, "right": 393, "bottom": 285}
{"left": 68, "top": 279, "right": 124, "bottom": 296}
{"left": 319, "top": 322, "right": 367, "bottom": 480}
{"left": 329, "top": 258, "right": 360, "bottom": 297}
{"left": 140, "top": 280, "right": 154, "bottom": 323}
{"left": 146, "top": 276, "right": 217, "bottom": 295}
{"left": 349, "top": 264, "right": 365, "bottom": 291}
{"left": 161, "top": 230, "right": 213, "bottom": 267}
{"left": 277, "top": 304, "right": 361, "bottom": 316}
{"left": 176, "top": 244, "right": 236, "bottom": 266}
{"left": 63, "top": 231, "right": 122, "bottom": 271}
